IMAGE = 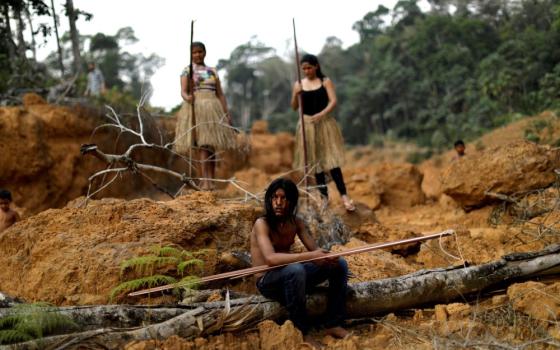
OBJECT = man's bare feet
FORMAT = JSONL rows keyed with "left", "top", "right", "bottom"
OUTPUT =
{"left": 325, "top": 326, "right": 350, "bottom": 339}
{"left": 303, "top": 335, "right": 323, "bottom": 349}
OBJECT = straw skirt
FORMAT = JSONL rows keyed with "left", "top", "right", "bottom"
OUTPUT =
{"left": 174, "top": 90, "right": 236, "bottom": 153}
{"left": 294, "top": 114, "right": 345, "bottom": 173}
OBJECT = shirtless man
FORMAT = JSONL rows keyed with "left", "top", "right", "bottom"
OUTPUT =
{"left": 0, "top": 190, "right": 19, "bottom": 232}
{"left": 453, "top": 139, "right": 466, "bottom": 160}
{"left": 251, "top": 178, "right": 349, "bottom": 346}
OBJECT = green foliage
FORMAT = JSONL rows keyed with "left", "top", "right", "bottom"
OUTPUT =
{"left": 85, "top": 27, "right": 164, "bottom": 102}
{"left": 219, "top": 0, "right": 560, "bottom": 147}
{"left": 177, "top": 259, "right": 204, "bottom": 276}
{"left": 524, "top": 118, "right": 555, "bottom": 144}
{"left": 0, "top": 303, "right": 77, "bottom": 345}
{"left": 109, "top": 275, "right": 177, "bottom": 301}
{"left": 110, "top": 245, "right": 206, "bottom": 301}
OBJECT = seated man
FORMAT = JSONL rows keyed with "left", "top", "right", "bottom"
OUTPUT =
{"left": 250, "top": 178, "right": 349, "bottom": 345}
{"left": 0, "top": 189, "right": 19, "bottom": 232}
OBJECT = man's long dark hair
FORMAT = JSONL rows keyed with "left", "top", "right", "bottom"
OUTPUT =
{"left": 264, "top": 178, "right": 299, "bottom": 233}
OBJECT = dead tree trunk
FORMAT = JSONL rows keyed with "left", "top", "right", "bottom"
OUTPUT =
{"left": 65, "top": 0, "right": 82, "bottom": 74}
{"left": 49, "top": 0, "right": 65, "bottom": 76}
{"left": 24, "top": 4, "right": 36, "bottom": 61}
{"left": 14, "top": 5, "right": 26, "bottom": 60}
{"left": 2, "top": 4, "right": 17, "bottom": 70}
{"left": 5, "top": 245, "right": 560, "bottom": 349}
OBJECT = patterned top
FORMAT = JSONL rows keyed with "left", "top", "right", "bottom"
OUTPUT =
{"left": 181, "top": 64, "right": 218, "bottom": 91}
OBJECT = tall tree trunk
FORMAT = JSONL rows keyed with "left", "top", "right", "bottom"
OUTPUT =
{"left": 14, "top": 5, "right": 27, "bottom": 60}
{"left": 24, "top": 4, "right": 37, "bottom": 60}
{"left": 2, "top": 4, "right": 17, "bottom": 69}
{"left": 49, "top": 0, "right": 65, "bottom": 76}
{"left": 65, "top": 0, "right": 82, "bottom": 74}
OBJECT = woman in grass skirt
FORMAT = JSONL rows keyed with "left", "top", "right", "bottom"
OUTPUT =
{"left": 175, "top": 42, "right": 236, "bottom": 190}
{"left": 291, "top": 54, "right": 355, "bottom": 211}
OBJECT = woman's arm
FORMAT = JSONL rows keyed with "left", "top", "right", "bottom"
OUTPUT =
{"left": 180, "top": 75, "right": 192, "bottom": 103}
{"left": 309, "top": 78, "right": 337, "bottom": 123}
{"left": 291, "top": 81, "right": 302, "bottom": 110}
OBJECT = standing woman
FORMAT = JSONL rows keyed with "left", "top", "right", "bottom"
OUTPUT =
{"left": 175, "top": 42, "right": 236, "bottom": 190}
{"left": 291, "top": 54, "right": 355, "bottom": 211}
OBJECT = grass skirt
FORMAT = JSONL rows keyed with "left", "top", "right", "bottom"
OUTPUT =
{"left": 294, "top": 114, "right": 345, "bottom": 173}
{"left": 174, "top": 90, "right": 236, "bottom": 153}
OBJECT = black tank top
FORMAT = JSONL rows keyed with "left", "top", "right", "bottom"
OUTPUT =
{"left": 301, "top": 80, "right": 329, "bottom": 115}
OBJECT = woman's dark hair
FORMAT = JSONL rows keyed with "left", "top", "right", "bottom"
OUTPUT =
{"left": 191, "top": 41, "right": 206, "bottom": 52}
{"left": 300, "top": 54, "right": 325, "bottom": 79}
{"left": 264, "top": 178, "right": 299, "bottom": 232}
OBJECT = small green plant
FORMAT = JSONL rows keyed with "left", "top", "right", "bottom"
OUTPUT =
{"left": 0, "top": 303, "right": 77, "bottom": 345}
{"left": 524, "top": 129, "right": 541, "bottom": 143}
{"left": 110, "top": 245, "right": 207, "bottom": 301}
{"left": 524, "top": 119, "right": 554, "bottom": 144}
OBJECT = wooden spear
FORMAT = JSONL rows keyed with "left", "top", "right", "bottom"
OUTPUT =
{"left": 128, "top": 229, "right": 454, "bottom": 297}
{"left": 188, "top": 20, "right": 196, "bottom": 178}
{"left": 293, "top": 18, "right": 309, "bottom": 190}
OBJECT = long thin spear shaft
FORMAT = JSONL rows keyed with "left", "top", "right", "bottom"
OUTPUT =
{"left": 128, "top": 229, "right": 454, "bottom": 297}
{"left": 189, "top": 20, "right": 196, "bottom": 178}
{"left": 293, "top": 18, "right": 309, "bottom": 191}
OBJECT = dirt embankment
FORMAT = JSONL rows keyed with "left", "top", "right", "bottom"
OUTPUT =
{"left": 0, "top": 94, "right": 107, "bottom": 215}
{"left": 2, "top": 101, "right": 560, "bottom": 348}
{"left": 0, "top": 94, "right": 190, "bottom": 215}
{"left": 0, "top": 192, "right": 261, "bottom": 305}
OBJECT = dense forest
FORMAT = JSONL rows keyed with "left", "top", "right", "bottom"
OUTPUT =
{"left": 219, "top": 0, "right": 560, "bottom": 149}
{"left": 2, "top": 0, "right": 560, "bottom": 149}
{"left": 0, "top": 0, "right": 163, "bottom": 110}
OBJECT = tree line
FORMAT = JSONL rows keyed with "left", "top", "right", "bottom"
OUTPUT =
{"left": 2, "top": 0, "right": 560, "bottom": 148}
{"left": 0, "top": 0, "right": 163, "bottom": 110}
{"left": 218, "top": 0, "right": 560, "bottom": 149}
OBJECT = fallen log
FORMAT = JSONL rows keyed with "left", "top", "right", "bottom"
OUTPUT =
{"left": 5, "top": 244, "right": 560, "bottom": 350}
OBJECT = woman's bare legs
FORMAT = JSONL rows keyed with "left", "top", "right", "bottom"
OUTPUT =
{"left": 199, "top": 147, "right": 216, "bottom": 190}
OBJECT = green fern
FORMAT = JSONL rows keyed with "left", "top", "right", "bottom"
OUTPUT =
{"left": 178, "top": 275, "right": 200, "bottom": 288}
{"left": 0, "top": 329, "right": 34, "bottom": 344}
{"left": 192, "top": 248, "right": 213, "bottom": 257}
{"left": 153, "top": 245, "right": 183, "bottom": 258}
{"left": 0, "top": 315, "right": 19, "bottom": 329}
{"left": 120, "top": 255, "right": 179, "bottom": 275}
{"left": 111, "top": 245, "right": 206, "bottom": 301}
{"left": 0, "top": 303, "right": 77, "bottom": 345}
{"left": 177, "top": 258, "right": 204, "bottom": 276}
{"left": 110, "top": 275, "right": 177, "bottom": 301}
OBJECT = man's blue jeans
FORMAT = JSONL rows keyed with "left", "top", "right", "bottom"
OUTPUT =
{"left": 256, "top": 258, "right": 349, "bottom": 334}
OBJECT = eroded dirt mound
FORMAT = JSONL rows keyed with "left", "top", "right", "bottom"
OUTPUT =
{"left": 0, "top": 96, "right": 105, "bottom": 214}
{"left": 508, "top": 281, "right": 560, "bottom": 321}
{"left": 0, "top": 192, "right": 261, "bottom": 305}
{"left": 248, "top": 120, "right": 295, "bottom": 174}
{"left": 0, "top": 95, "right": 202, "bottom": 215}
{"left": 441, "top": 141, "right": 559, "bottom": 208}
{"left": 344, "top": 162, "right": 425, "bottom": 209}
